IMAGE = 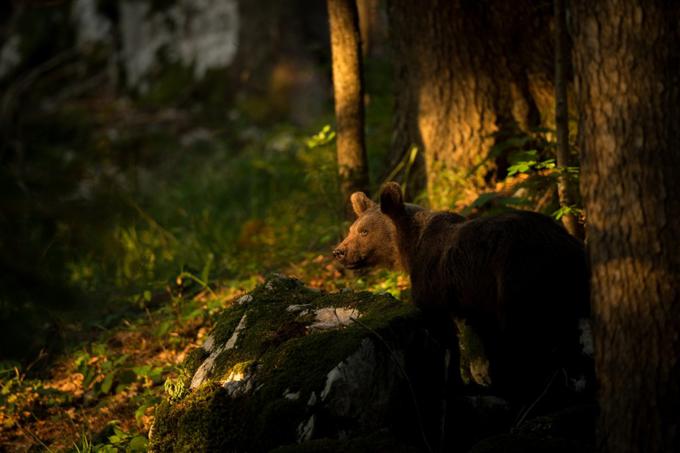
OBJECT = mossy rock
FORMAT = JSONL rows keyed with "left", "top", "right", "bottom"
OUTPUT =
{"left": 149, "top": 275, "right": 439, "bottom": 452}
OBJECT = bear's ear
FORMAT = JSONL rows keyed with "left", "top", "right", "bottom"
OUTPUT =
{"left": 380, "top": 182, "right": 405, "bottom": 217}
{"left": 350, "top": 192, "right": 375, "bottom": 216}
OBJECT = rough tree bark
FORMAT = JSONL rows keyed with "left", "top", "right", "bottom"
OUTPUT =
{"left": 327, "top": 0, "right": 370, "bottom": 217}
{"left": 572, "top": 1, "right": 680, "bottom": 452}
{"left": 553, "top": 0, "right": 580, "bottom": 237}
{"left": 386, "top": 0, "right": 554, "bottom": 208}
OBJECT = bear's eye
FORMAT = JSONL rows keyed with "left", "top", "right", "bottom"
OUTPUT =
{"left": 360, "top": 229, "right": 368, "bottom": 237}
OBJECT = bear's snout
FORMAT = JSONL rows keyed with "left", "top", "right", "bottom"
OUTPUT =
{"left": 332, "top": 247, "right": 346, "bottom": 260}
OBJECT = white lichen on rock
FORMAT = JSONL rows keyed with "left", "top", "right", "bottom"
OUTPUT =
{"left": 286, "top": 304, "right": 312, "bottom": 312}
{"left": 201, "top": 334, "right": 215, "bottom": 353}
{"left": 225, "top": 313, "right": 248, "bottom": 349}
{"left": 297, "top": 415, "right": 315, "bottom": 443}
{"left": 308, "top": 307, "right": 359, "bottom": 331}
{"left": 283, "top": 389, "right": 300, "bottom": 401}
{"left": 236, "top": 294, "right": 253, "bottom": 305}
{"left": 190, "top": 313, "right": 247, "bottom": 389}
{"left": 190, "top": 344, "right": 224, "bottom": 389}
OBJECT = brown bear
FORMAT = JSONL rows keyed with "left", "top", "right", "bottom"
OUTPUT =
{"left": 332, "top": 191, "right": 452, "bottom": 270}
{"left": 334, "top": 182, "right": 590, "bottom": 399}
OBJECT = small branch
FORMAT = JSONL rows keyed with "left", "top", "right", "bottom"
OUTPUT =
{"left": 15, "top": 418, "right": 55, "bottom": 453}
{"left": 514, "top": 368, "right": 564, "bottom": 428}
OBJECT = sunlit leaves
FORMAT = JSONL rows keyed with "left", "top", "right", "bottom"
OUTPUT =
{"left": 552, "top": 204, "right": 584, "bottom": 221}
{"left": 164, "top": 376, "right": 187, "bottom": 402}
{"left": 101, "top": 421, "right": 148, "bottom": 452}
{"left": 305, "top": 124, "right": 336, "bottom": 149}
{"left": 507, "top": 150, "right": 556, "bottom": 176}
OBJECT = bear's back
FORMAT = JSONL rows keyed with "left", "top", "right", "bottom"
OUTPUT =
{"left": 411, "top": 209, "right": 588, "bottom": 324}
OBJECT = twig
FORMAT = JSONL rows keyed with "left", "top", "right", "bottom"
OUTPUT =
{"left": 120, "top": 193, "right": 177, "bottom": 244}
{"left": 514, "top": 368, "right": 564, "bottom": 428}
{"left": 350, "top": 316, "right": 433, "bottom": 453}
{"left": 15, "top": 418, "right": 55, "bottom": 453}
{"left": 23, "top": 349, "right": 48, "bottom": 376}
{"left": 176, "top": 272, "right": 216, "bottom": 297}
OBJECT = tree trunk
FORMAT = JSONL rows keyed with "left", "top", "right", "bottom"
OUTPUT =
{"left": 572, "top": 2, "right": 680, "bottom": 452}
{"left": 386, "top": 0, "right": 552, "bottom": 208}
{"left": 356, "top": 0, "right": 381, "bottom": 57}
{"left": 553, "top": 0, "right": 580, "bottom": 238}
{"left": 327, "top": 0, "right": 370, "bottom": 217}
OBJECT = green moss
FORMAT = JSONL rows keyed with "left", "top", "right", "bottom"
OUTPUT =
{"left": 181, "top": 348, "right": 208, "bottom": 377}
{"left": 150, "top": 276, "right": 422, "bottom": 452}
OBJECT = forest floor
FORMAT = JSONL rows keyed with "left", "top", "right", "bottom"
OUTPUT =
{"left": 0, "top": 80, "right": 409, "bottom": 450}
{"left": 0, "top": 249, "right": 408, "bottom": 451}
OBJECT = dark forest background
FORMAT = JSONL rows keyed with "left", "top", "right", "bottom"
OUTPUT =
{"left": 0, "top": 0, "right": 678, "bottom": 452}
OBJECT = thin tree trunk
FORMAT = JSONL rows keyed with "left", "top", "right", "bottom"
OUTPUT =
{"left": 572, "top": 1, "right": 680, "bottom": 452}
{"left": 356, "top": 0, "right": 380, "bottom": 57}
{"left": 553, "top": 0, "right": 580, "bottom": 237}
{"left": 327, "top": 0, "right": 370, "bottom": 217}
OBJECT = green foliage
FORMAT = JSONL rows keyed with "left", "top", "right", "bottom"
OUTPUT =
{"left": 0, "top": 5, "right": 404, "bottom": 449}
{"left": 0, "top": 366, "right": 72, "bottom": 430}
{"left": 350, "top": 270, "right": 408, "bottom": 299}
{"left": 73, "top": 429, "right": 94, "bottom": 453}
{"left": 2, "top": 111, "right": 348, "bottom": 360}
{"left": 164, "top": 375, "right": 187, "bottom": 402}
{"left": 74, "top": 345, "right": 129, "bottom": 397}
{"left": 464, "top": 128, "right": 583, "bottom": 219}
{"left": 73, "top": 421, "right": 148, "bottom": 453}
{"left": 132, "top": 365, "right": 165, "bottom": 387}
{"left": 73, "top": 343, "right": 171, "bottom": 400}
{"left": 305, "top": 124, "right": 336, "bottom": 148}
{"left": 105, "top": 422, "right": 148, "bottom": 452}
{"left": 383, "top": 146, "right": 419, "bottom": 195}
{"left": 506, "top": 150, "right": 555, "bottom": 176}
{"left": 552, "top": 205, "right": 584, "bottom": 221}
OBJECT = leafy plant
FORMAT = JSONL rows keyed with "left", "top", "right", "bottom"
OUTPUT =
{"left": 552, "top": 204, "right": 584, "bottom": 221}
{"left": 106, "top": 422, "right": 148, "bottom": 452}
{"left": 164, "top": 376, "right": 187, "bottom": 402}
{"left": 305, "top": 124, "right": 336, "bottom": 149}
{"left": 455, "top": 127, "right": 585, "bottom": 221}
{"left": 507, "top": 150, "right": 556, "bottom": 176}
{"left": 74, "top": 345, "right": 130, "bottom": 397}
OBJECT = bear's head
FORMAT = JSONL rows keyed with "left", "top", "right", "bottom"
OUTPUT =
{"left": 332, "top": 191, "right": 402, "bottom": 270}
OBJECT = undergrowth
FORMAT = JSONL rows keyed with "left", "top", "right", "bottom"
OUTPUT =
{"left": 0, "top": 116, "right": 406, "bottom": 450}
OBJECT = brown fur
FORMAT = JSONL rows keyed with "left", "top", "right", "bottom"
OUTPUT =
{"left": 332, "top": 192, "right": 440, "bottom": 270}
{"left": 337, "top": 182, "right": 590, "bottom": 396}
